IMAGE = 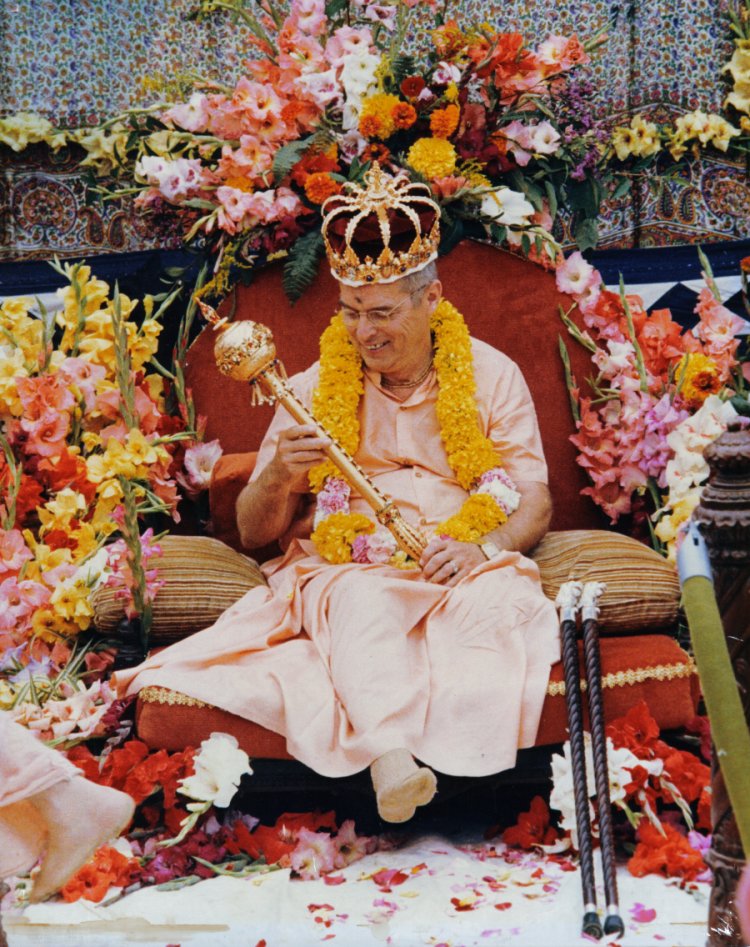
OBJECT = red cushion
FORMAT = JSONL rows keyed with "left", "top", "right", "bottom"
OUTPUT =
{"left": 135, "top": 633, "right": 698, "bottom": 760}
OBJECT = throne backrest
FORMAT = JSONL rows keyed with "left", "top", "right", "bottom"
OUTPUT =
{"left": 184, "top": 240, "right": 605, "bottom": 531}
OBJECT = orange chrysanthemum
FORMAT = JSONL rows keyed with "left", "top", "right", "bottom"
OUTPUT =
{"left": 304, "top": 172, "right": 343, "bottom": 204}
{"left": 392, "top": 101, "right": 417, "bottom": 130}
{"left": 359, "top": 113, "right": 385, "bottom": 139}
{"left": 361, "top": 143, "right": 391, "bottom": 165}
{"left": 430, "top": 104, "right": 460, "bottom": 139}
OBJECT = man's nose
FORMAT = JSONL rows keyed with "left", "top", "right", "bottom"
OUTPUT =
{"left": 356, "top": 317, "right": 377, "bottom": 341}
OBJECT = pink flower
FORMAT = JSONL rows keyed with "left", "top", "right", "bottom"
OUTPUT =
{"left": 289, "top": 0, "right": 327, "bottom": 37}
{"left": 332, "top": 819, "right": 378, "bottom": 869}
{"left": 290, "top": 827, "right": 338, "bottom": 879}
{"left": 694, "top": 288, "right": 746, "bottom": 380}
{"left": 136, "top": 156, "right": 205, "bottom": 202}
{"left": 20, "top": 411, "right": 71, "bottom": 457}
{"left": 163, "top": 92, "right": 211, "bottom": 133}
{"left": 361, "top": 4, "right": 397, "bottom": 31}
{"left": 0, "top": 577, "right": 50, "bottom": 632}
{"left": 351, "top": 528, "right": 396, "bottom": 564}
{"left": 16, "top": 373, "right": 76, "bottom": 420}
{"left": 324, "top": 26, "right": 373, "bottom": 68}
{"left": 57, "top": 357, "right": 107, "bottom": 410}
{"left": 177, "top": 439, "right": 223, "bottom": 499}
{"left": 537, "top": 35, "right": 590, "bottom": 72}
{"left": 0, "top": 529, "right": 33, "bottom": 576}
{"left": 555, "top": 251, "right": 598, "bottom": 297}
{"left": 527, "top": 120, "right": 561, "bottom": 155}
{"left": 317, "top": 477, "right": 351, "bottom": 518}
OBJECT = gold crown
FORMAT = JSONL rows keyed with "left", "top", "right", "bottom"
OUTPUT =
{"left": 321, "top": 165, "right": 440, "bottom": 286}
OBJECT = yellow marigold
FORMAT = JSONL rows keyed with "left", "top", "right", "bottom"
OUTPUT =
{"left": 439, "top": 494, "right": 508, "bottom": 542}
{"left": 309, "top": 315, "right": 364, "bottom": 493}
{"left": 359, "top": 93, "right": 402, "bottom": 139}
{"left": 430, "top": 104, "right": 460, "bottom": 139}
{"left": 310, "top": 512, "right": 374, "bottom": 564}
{"left": 676, "top": 353, "right": 723, "bottom": 408}
{"left": 407, "top": 137, "right": 457, "bottom": 180}
{"left": 304, "top": 172, "right": 343, "bottom": 205}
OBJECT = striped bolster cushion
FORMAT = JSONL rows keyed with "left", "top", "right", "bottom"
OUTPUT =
{"left": 91, "top": 535, "right": 267, "bottom": 644}
{"left": 530, "top": 530, "right": 680, "bottom": 634}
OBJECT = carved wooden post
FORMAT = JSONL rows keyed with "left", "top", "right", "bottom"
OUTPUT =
{"left": 693, "top": 421, "right": 750, "bottom": 946}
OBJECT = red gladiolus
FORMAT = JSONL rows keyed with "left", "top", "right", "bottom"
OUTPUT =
{"left": 628, "top": 820, "right": 707, "bottom": 881}
{"left": 502, "top": 795, "right": 560, "bottom": 849}
{"left": 61, "top": 845, "right": 139, "bottom": 903}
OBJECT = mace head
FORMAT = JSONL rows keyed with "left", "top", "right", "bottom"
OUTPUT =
{"left": 213, "top": 320, "right": 277, "bottom": 382}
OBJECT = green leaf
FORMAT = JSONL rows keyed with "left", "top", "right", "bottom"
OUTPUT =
{"left": 544, "top": 180, "right": 558, "bottom": 219}
{"left": 282, "top": 229, "right": 325, "bottom": 302}
{"left": 390, "top": 53, "right": 417, "bottom": 87}
{"left": 612, "top": 177, "right": 632, "bottom": 200}
{"left": 566, "top": 178, "right": 603, "bottom": 218}
{"left": 272, "top": 138, "right": 314, "bottom": 185}
{"left": 574, "top": 217, "right": 599, "bottom": 251}
{"left": 325, "top": 0, "right": 348, "bottom": 17}
{"left": 731, "top": 394, "right": 750, "bottom": 417}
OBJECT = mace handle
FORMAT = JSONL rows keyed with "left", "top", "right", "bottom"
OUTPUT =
{"left": 259, "top": 368, "right": 428, "bottom": 560}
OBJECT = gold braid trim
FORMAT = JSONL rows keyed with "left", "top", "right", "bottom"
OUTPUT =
{"left": 546, "top": 657, "right": 698, "bottom": 698}
{"left": 141, "top": 659, "right": 697, "bottom": 709}
{"left": 140, "top": 686, "right": 212, "bottom": 708}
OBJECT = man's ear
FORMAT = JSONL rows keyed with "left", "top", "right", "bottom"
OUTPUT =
{"left": 426, "top": 279, "right": 442, "bottom": 311}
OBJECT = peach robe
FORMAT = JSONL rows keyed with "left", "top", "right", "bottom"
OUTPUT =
{"left": 116, "top": 338, "right": 560, "bottom": 777}
{"left": 0, "top": 712, "right": 81, "bottom": 878}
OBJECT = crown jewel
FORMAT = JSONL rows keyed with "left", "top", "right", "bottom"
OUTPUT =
{"left": 321, "top": 165, "right": 440, "bottom": 286}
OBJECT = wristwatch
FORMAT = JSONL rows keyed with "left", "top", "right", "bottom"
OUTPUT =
{"left": 479, "top": 540, "right": 502, "bottom": 560}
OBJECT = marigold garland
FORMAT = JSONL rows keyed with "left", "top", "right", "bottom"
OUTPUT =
{"left": 308, "top": 300, "right": 518, "bottom": 564}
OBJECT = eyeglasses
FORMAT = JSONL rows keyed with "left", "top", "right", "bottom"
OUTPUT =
{"left": 339, "top": 287, "right": 424, "bottom": 328}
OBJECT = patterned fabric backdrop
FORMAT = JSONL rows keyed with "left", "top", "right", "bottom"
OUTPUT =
{"left": 1, "top": 0, "right": 749, "bottom": 261}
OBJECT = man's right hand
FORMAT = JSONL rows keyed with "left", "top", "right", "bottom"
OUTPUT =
{"left": 270, "top": 424, "right": 332, "bottom": 493}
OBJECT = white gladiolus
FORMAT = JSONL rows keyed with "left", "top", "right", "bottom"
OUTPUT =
{"left": 178, "top": 732, "right": 253, "bottom": 808}
{"left": 480, "top": 187, "right": 535, "bottom": 227}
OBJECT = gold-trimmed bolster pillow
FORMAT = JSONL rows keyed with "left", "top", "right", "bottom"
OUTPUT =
{"left": 529, "top": 529, "right": 680, "bottom": 634}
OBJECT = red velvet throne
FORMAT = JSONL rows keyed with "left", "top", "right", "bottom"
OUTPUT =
{"left": 132, "top": 241, "right": 698, "bottom": 788}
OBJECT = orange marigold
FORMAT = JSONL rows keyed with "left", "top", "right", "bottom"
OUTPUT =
{"left": 362, "top": 143, "right": 391, "bottom": 165}
{"left": 304, "top": 172, "right": 342, "bottom": 204}
{"left": 430, "top": 104, "right": 460, "bottom": 139}
{"left": 359, "top": 113, "right": 385, "bottom": 139}
{"left": 392, "top": 101, "right": 417, "bottom": 130}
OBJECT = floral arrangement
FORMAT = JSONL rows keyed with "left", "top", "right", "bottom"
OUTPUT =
{"left": 503, "top": 701, "right": 712, "bottom": 884}
{"left": 0, "top": 265, "right": 221, "bottom": 737}
{"left": 309, "top": 300, "right": 520, "bottom": 565}
{"left": 33, "top": 730, "right": 378, "bottom": 903}
{"left": 556, "top": 248, "right": 748, "bottom": 556}
{"left": 2, "top": 0, "right": 621, "bottom": 302}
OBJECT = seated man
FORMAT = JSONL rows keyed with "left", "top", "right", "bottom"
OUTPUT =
{"left": 115, "top": 167, "right": 560, "bottom": 823}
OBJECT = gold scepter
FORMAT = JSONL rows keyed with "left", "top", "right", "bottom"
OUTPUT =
{"left": 210, "top": 315, "right": 428, "bottom": 561}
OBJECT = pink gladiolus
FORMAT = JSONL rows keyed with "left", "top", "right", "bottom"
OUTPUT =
{"left": 163, "top": 92, "right": 211, "bottom": 133}
{"left": 289, "top": 0, "right": 327, "bottom": 37}
{"left": 57, "top": 357, "right": 107, "bottom": 410}
{"left": 0, "top": 577, "right": 50, "bottom": 632}
{"left": 537, "top": 35, "right": 590, "bottom": 72}
{"left": 324, "top": 26, "right": 373, "bottom": 68}
{"left": 0, "top": 529, "right": 33, "bottom": 576}
{"left": 332, "top": 819, "right": 378, "bottom": 869}
{"left": 290, "top": 826, "right": 338, "bottom": 879}
{"left": 16, "top": 373, "right": 76, "bottom": 420}
{"left": 362, "top": 4, "right": 398, "bottom": 31}
{"left": 20, "top": 412, "right": 71, "bottom": 457}
{"left": 177, "top": 440, "right": 223, "bottom": 499}
{"left": 555, "top": 251, "right": 598, "bottom": 297}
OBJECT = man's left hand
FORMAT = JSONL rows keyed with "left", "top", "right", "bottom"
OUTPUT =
{"left": 420, "top": 537, "right": 486, "bottom": 586}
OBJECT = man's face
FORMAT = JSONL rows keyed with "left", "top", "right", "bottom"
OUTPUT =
{"left": 339, "top": 277, "right": 440, "bottom": 379}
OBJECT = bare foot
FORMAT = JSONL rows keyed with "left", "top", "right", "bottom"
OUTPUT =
{"left": 370, "top": 748, "right": 437, "bottom": 823}
{"left": 28, "top": 778, "right": 134, "bottom": 902}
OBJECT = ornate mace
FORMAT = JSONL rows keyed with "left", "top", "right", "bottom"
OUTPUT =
{"left": 211, "top": 317, "right": 428, "bottom": 561}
